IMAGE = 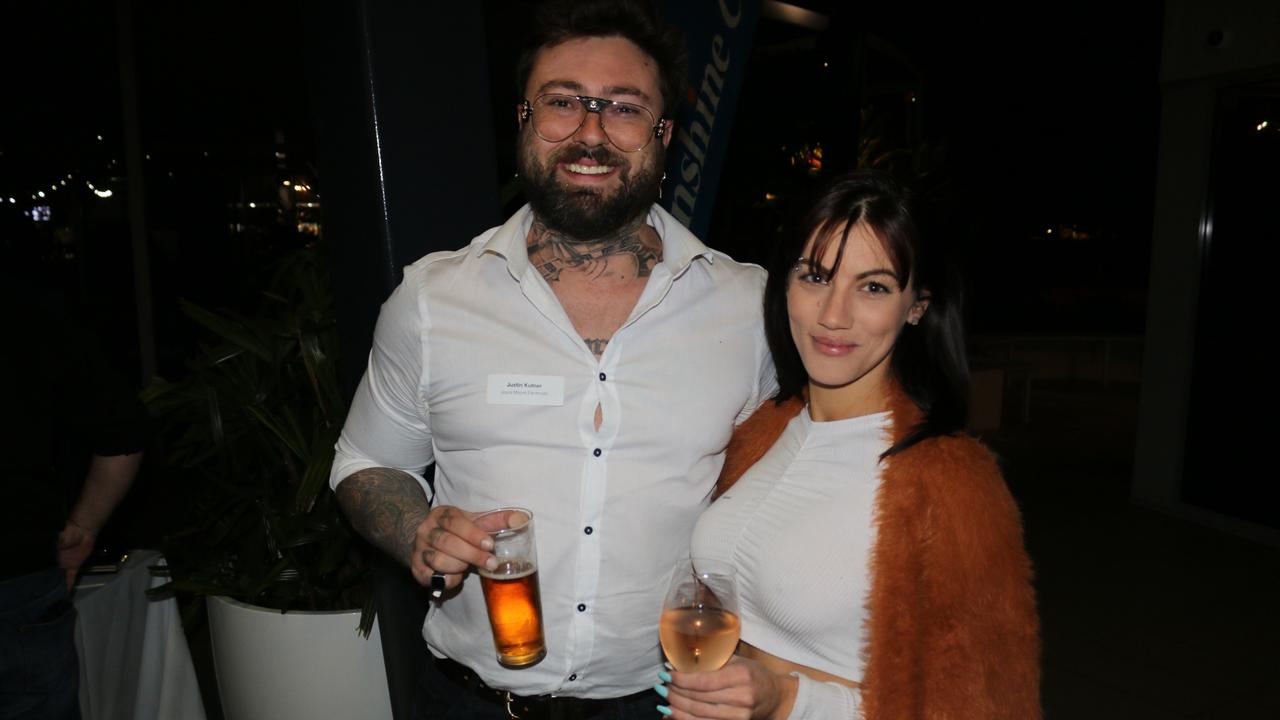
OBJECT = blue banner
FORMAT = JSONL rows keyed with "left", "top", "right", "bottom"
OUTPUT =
{"left": 658, "top": 0, "right": 760, "bottom": 237}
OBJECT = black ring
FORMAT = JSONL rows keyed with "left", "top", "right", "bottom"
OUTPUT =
{"left": 430, "top": 572, "right": 446, "bottom": 599}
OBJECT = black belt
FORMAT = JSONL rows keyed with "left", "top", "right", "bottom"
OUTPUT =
{"left": 435, "top": 657, "right": 654, "bottom": 720}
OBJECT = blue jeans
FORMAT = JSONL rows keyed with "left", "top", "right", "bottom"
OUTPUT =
{"left": 0, "top": 568, "right": 80, "bottom": 720}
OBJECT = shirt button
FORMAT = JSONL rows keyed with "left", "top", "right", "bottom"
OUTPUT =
{"left": 569, "top": 673, "right": 578, "bottom": 681}
{"left": 577, "top": 603, "right": 587, "bottom": 612}
{"left": 592, "top": 448, "right": 602, "bottom": 457}
{"left": 598, "top": 372, "right": 607, "bottom": 381}
{"left": 584, "top": 526, "right": 593, "bottom": 535}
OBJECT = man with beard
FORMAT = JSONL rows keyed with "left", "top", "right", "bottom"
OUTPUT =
{"left": 330, "top": 1, "right": 775, "bottom": 717}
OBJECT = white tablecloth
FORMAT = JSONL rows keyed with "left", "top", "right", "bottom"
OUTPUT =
{"left": 73, "top": 550, "right": 206, "bottom": 720}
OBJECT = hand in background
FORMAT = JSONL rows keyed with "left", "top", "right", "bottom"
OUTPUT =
{"left": 58, "top": 452, "right": 143, "bottom": 590}
{"left": 56, "top": 521, "right": 95, "bottom": 590}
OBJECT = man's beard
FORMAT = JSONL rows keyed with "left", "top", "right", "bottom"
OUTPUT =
{"left": 518, "top": 137, "right": 663, "bottom": 241}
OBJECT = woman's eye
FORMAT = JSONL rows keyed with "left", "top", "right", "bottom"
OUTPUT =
{"left": 798, "top": 272, "right": 829, "bottom": 285}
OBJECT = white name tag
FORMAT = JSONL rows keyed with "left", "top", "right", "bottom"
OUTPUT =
{"left": 486, "top": 374, "right": 565, "bottom": 406}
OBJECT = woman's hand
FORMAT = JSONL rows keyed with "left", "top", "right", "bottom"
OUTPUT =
{"left": 657, "top": 657, "right": 798, "bottom": 720}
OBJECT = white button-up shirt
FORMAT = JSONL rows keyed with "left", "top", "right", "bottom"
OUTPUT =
{"left": 331, "top": 203, "right": 777, "bottom": 698}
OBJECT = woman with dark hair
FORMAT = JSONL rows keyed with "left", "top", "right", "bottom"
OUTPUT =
{"left": 657, "top": 170, "right": 1041, "bottom": 719}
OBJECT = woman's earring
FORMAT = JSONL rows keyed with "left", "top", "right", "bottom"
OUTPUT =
{"left": 659, "top": 172, "right": 667, "bottom": 199}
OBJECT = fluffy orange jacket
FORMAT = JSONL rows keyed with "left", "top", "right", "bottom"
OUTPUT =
{"left": 716, "top": 385, "right": 1042, "bottom": 719}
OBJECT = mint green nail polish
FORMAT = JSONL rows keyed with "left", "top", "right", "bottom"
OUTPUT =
{"left": 657, "top": 670, "right": 672, "bottom": 683}
{"left": 657, "top": 705, "right": 673, "bottom": 716}
{"left": 654, "top": 683, "right": 669, "bottom": 698}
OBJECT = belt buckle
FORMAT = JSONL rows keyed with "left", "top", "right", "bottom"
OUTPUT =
{"left": 504, "top": 690, "right": 522, "bottom": 719}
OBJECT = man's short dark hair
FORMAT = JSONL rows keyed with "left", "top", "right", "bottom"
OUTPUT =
{"left": 515, "top": 0, "right": 687, "bottom": 119}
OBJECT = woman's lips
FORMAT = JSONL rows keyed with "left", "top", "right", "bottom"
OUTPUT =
{"left": 811, "top": 335, "right": 857, "bottom": 356}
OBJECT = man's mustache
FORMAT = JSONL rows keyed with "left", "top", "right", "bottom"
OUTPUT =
{"left": 550, "top": 143, "right": 625, "bottom": 168}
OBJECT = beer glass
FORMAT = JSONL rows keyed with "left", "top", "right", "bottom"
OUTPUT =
{"left": 659, "top": 557, "right": 740, "bottom": 672}
{"left": 475, "top": 508, "right": 546, "bottom": 668}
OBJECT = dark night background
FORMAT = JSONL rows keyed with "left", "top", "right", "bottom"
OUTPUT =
{"left": 4, "top": 2, "right": 1279, "bottom": 718}
{"left": 0, "top": 1, "right": 1162, "bottom": 365}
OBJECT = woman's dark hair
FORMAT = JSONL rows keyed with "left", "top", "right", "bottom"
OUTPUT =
{"left": 515, "top": 0, "right": 688, "bottom": 119}
{"left": 763, "top": 169, "right": 970, "bottom": 457}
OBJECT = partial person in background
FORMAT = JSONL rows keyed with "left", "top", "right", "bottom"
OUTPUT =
{"left": 0, "top": 257, "right": 146, "bottom": 720}
{"left": 661, "top": 170, "right": 1040, "bottom": 719}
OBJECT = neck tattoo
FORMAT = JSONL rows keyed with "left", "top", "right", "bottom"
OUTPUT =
{"left": 527, "top": 217, "right": 662, "bottom": 283}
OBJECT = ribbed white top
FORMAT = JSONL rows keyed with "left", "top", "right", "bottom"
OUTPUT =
{"left": 691, "top": 408, "right": 889, "bottom": 682}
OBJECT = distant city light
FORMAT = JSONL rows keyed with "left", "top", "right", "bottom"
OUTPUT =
{"left": 282, "top": 180, "right": 291, "bottom": 186}
{"left": 86, "top": 182, "right": 95, "bottom": 190}
{"left": 1258, "top": 121, "right": 1270, "bottom": 132}
{"left": 51, "top": 184, "right": 57, "bottom": 191}
{"left": 59, "top": 180, "right": 66, "bottom": 186}
{"left": 248, "top": 202, "right": 257, "bottom": 208}
{"left": 7, "top": 198, "right": 14, "bottom": 204}
{"left": 823, "top": 62, "right": 828, "bottom": 68}
{"left": 145, "top": 154, "right": 151, "bottom": 160}
{"left": 37, "top": 191, "right": 45, "bottom": 198}
{"left": 97, "top": 135, "right": 103, "bottom": 141}
{"left": 65, "top": 173, "right": 72, "bottom": 179}
{"left": 764, "top": 192, "right": 778, "bottom": 201}
{"left": 93, "top": 188, "right": 113, "bottom": 198}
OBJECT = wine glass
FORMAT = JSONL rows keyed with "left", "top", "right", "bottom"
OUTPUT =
{"left": 659, "top": 557, "right": 741, "bottom": 672}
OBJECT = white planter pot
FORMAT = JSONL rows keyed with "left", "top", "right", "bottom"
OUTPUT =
{"left": 207, "top": 596, "right": 392, "bottom": 720}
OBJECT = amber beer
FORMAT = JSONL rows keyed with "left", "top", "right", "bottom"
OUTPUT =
{"left": 479, "top": 560, "right": 545, "bottom": 667}
{"left": 475, "top": 508, "right": 546, "bottom": 668}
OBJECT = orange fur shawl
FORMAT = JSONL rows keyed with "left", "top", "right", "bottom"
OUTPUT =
{"left": 716, "top": 386, "right": 1041, "bottom": 719}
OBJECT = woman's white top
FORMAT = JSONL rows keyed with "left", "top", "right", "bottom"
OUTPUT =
{"left": 690, "top": 407, "right": 890, "bottom": 716}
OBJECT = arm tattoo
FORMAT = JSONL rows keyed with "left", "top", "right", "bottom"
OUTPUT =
{"left": 334, "top": 467, "right": 429, "bottom": 568}
{"left": 584, "top": 338, "right": 608, "bottom": 355}
{"left": 527, "top": 218, "right": 662, "bottom": 283}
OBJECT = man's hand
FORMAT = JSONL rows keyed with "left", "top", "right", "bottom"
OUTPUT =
{"left": 409, "top": 506, "right": 496, "bottom": 589}
{"left": 56, "top": 521, "right": 95, "bottom": 590}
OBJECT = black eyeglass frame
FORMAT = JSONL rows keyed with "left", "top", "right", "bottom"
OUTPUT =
{"left": 520, "top": 93, "right": 669, "bottom": 152}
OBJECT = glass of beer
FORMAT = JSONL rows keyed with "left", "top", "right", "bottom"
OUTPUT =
{"left": 659, "top": 557, "right": 740, "bottom": 672}
{"left": 475, "top": 508, "right": 546, "bottom": 668}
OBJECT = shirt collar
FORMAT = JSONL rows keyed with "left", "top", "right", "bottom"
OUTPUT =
{"left": 478, "top": 203, "right": 715, "bottom": 279}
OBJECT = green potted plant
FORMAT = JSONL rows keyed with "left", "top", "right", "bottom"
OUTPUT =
{"left": 144, "top": 245, "right": 389, "bottom": 720}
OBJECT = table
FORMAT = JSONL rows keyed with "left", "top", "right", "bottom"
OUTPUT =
{"left": 73, "top": 550, "right": 206, "bottom": 720}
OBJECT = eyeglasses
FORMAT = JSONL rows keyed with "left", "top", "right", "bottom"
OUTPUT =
{"left": 520, "top": 94, "right": 667, "bottom": 153}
